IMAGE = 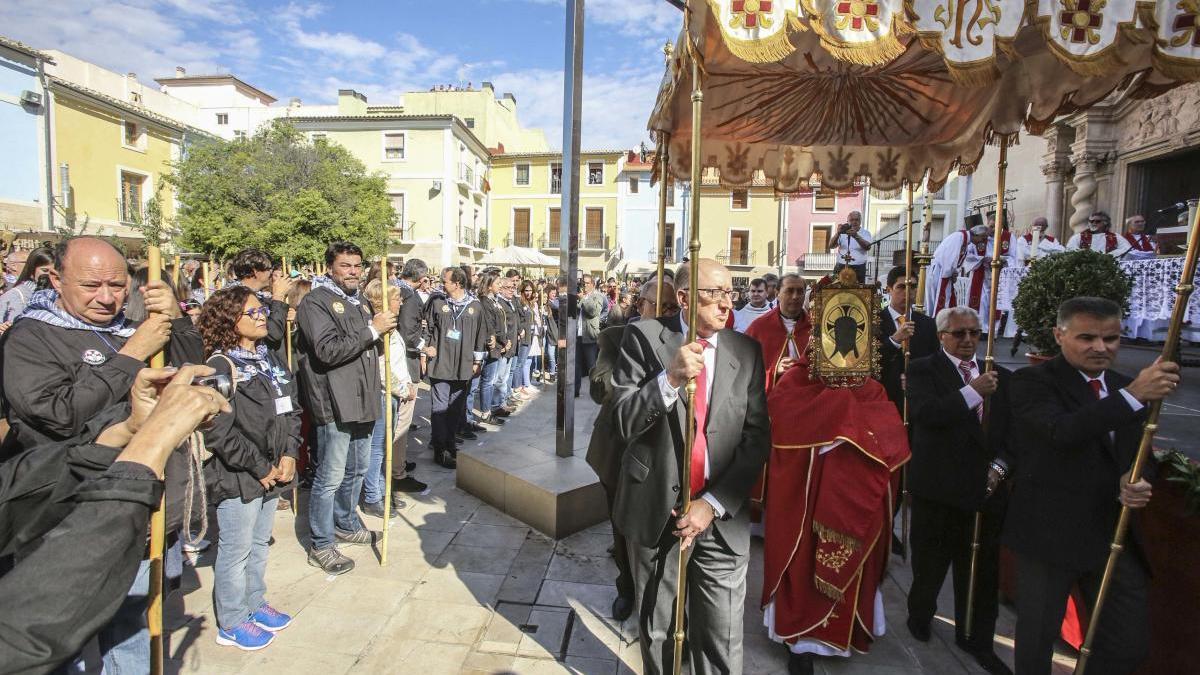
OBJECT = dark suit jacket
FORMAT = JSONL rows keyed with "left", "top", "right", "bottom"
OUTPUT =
{"left": 907, "top": 351, "right": 1014, "bottom": 513}
{"left": 585, "top": 325, "right": 627, "bottom": 492}
{"left": 877, "top": 308, "right": 938, "bottom": 414}
{"left": 1002, "top": 356, "right": 1152, "bottom": 571}
{"left": 610, "top": 315, "right": 770, "bottom": 554}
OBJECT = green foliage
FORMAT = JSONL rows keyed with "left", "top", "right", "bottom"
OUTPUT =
{"left": 168, "top": 120, "right": 392, "bottom": 262}
{"left": 1012, "top": 249, "right": 1133, "bottom": 356}
{"left": 1155, "top": 449, "right": 1200, "bottom": 515}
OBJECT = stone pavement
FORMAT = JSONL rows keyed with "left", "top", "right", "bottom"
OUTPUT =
{"left": 166, "top": 381, "right": 1077, "bottom": 674}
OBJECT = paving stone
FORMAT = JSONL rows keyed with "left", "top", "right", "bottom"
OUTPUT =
{"left": 566, "top": 655, "right": 620, "bottom": 674}
{"left": 537, "top": 579, "right": 619, "bottom": 618}
{"left": 269, "top": 606, "right": 388, "bottom": 656}
{"left": 355, "top": 638, "right": 470, "bottom": 674}
{"left": 235, "top": 644, "right": 357, "bottom": 675}
{"left": 462, "top": 650, "right": 518, "bottom": 674}
{"left": 307, "top": 575, "right": 415, "bottom": 616}
{"left": 376, "top": 598, "right": 492, "bottom": 645}
{"left": 566, "top": 605, "right": 626, "bottom": 660}
{"left": 412, "top": 567, "right": 506, "bottom": 605}
{"left": 516, "top": 608, "right": 571, "bottom": 659}
{"left": 555, "top": 531, "right": 614, "bottom": 558}
{"left": 455, "top": 522, "right": 532, "bottom": 549}
{"left": 437, "top": 542, "right": 523, "bottom": 575}
{"left": 508, "top": 656, "right": 575, "bottom": 674}
{"left": 546, "top": 552, "right": 619, "bottom": 585}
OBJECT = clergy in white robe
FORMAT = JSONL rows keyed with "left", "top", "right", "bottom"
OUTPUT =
{"left": 1121, "top": 214, "right": 1156, "bottom": 261}
{"left": 1014, "top": 217, "right": 1066, "bottom": 265}
{"left": 1065, "top": 211, "right": 1131, "bottom": 257}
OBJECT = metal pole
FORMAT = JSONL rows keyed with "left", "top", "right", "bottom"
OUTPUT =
{"left": 672, "top": 55, "right": 704, "bottom": 675}
{"left": 145, "top": 245, "right": 166, "bottom": 675}
{"left": 283, "top": 256, "right": 298, "bottom": 514}
{"left": 556, "top": 0, "right": 584, "bottom": 459}
{"left": 1074, "top": 202, "right": 1200, "bottom": 674}
{"left": 966, "top": 136, "right": 1009, "bottom": 642}
{"left": 900, "top": 183, "right": 914, "bottom": 562}
{"left": 380, "top": 261, "right": 394, "bottom": 565}
{"left": 655, "top": 137, "right": 670, "bottom": 316}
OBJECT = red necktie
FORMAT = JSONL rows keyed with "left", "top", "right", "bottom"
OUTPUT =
{"left": 959, "top": 360, "right": 983, "bottom": 421}
{"left": 690, "top": 339, "right": 710, "bottom": 498}
{"left": 1089, "top": 378, "right": 1103, "bottom": 399}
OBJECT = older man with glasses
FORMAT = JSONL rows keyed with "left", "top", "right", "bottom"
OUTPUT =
{"left": 1066, "top": 211, "right": 1132, "bottom": 257}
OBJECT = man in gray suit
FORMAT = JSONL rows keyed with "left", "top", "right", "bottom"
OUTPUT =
{"left": 610, "top": 258, "right": 770, "bottom": 675}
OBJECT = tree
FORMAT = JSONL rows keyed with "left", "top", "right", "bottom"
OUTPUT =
{"left": 168, "top": 121, "right": 392, "bottom": 262}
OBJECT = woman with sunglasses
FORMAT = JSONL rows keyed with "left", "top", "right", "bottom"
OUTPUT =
{"left": 197, "top": 286, "right": 303, "bottom": 651}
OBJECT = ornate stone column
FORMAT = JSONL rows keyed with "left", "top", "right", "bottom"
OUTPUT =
{"left": 1069, "top": 152, "right": 1099, "bottom": 234}
{"left": 1041, "top": 161, "right": 1065, "bottom": 236}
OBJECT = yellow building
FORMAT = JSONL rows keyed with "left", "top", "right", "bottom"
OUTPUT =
{"left": 400, "top": 83, "right": 548, "bottom": 154}
{"left": 287, "top": 90, "right": 492, "bottom": 267}
{"left": 488, "top": 151, "right": 624, "bottom": 276}
{"left": 46, "top": 76, "right": 211, "bottom": 246}
{"left": 692, "top": 178, "right": 785, "bottom": 283}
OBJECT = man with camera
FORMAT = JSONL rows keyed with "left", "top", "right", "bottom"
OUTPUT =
{"left": 828, "top": 211, "right": 872, "bottom": 283}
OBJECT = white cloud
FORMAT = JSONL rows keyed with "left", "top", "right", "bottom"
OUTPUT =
{"left": 518, "top": 0, "right": 681, "bottom": 38}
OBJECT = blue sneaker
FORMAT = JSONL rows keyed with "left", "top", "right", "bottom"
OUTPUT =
{"left": 215, "top": 620, "right": 274, "bottom": 651}
{"left": 252, "top": 603, "right": 293, "bottom": 632}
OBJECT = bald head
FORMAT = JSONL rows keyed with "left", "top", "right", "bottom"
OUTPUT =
{"left": 638, "top": 278, "right": 678, "bottom": 318}
{"left": 674, "top": 258, "right": 728, "bottom": 292}
{"left": 51, "top": 236, "right": 129, "bottom": 325}
{"left": 675, "top": 258, "right": 732, "bottom": 337}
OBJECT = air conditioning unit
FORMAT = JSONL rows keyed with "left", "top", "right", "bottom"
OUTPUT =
{"left": 19, "top": 90, "right": 42, "bottom": 107}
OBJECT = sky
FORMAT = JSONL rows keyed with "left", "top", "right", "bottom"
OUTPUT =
{"left": 1, "top": 0, "right": 682, "bottom": 150}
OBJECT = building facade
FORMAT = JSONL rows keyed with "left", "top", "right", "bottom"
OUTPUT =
{"left": 614, "top": 151, "right": 686, "bottom": 275}
{"left": 785, "top": 186, "right": 867, "bottom": 277}
{"left": 488, "top": 151, "right": 623, "bottom": 277}
{"left": 0, "top": 37, "right": 50, "bottom": 234}
{"left": 689, "top": 180, "right": 783, "bottom": 284}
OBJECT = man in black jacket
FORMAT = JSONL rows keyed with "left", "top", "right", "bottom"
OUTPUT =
{"left": 397, "top": 258, "right": 429, "bottom": 382}
{"left": 424, "top": 266, "right": 486, "bottom": 468}
{"left": 1004, "top": 297, "right": 1176, "bottom": 675}
{"left": 296, "top": 242, "right": 396, "bottom": 575}
{"left": 905, "top": 306, "right": 1014, "bottom": 675}
{"left": 877, "top": 265, "right": 938, "bottom": 415}
{"left": 228, "top": 248, "right": 294, "bottom": 356}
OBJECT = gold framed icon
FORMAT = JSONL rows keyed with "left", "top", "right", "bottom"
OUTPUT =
{"left": 809, "top": 267, "right": 882, "bottom": 387}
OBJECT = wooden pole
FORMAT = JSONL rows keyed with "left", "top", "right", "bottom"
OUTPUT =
{"left": 655, "top": 136, "right": 671, "bottom": 317}
{"left": 145, "top": 245, "right": 166, "bottom": 675}
{"left": 672, "top": 55, "right": 703, "bottom": 675}
{"left": 966, "top": 136, "right": 1009, "bottom": 642}
{"left": 172, "top": 254, "right": 181, "bottom": 290}
{"left": 381, "top": 261, "right": 394, "bottom": 566}
{"left": 1074, "top": 203, "right": 1200, "bottom": 674}
{"left": 202, "top": 261, "right": 212, "bottom": 300}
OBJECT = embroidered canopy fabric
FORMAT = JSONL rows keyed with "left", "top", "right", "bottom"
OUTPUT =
{"left": 648, "top": 0, "right": 1200, "bottom": 192}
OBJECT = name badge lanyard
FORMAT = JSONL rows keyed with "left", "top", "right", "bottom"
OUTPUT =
{"left": 90, "top": 329, "right": 121, "bottom": 355}
{"left": 447, "top": 302, "right": 469, "bottom": 340}
{"left": 228, "top": 354, "right": 284, "bottom": 398}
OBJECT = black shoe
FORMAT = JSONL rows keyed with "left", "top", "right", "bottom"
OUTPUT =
{"left": 787, "top": 652, "right": 814, "bottom": 675}
{"left": 492, "top": 407, "right": 513, "bottom": 417}
{"left": 360, "top": 500, "right": 399, "bottom": 519}
{"left": 907, "top": 616, "right": 931, "bottom": 642}
{"left": 404, "top": 461, "right": 416, "bottom": 473}
{"left": 479, "top": 414, "right": 505, "bottom": 426}
{"left": 457, "top": 430, "right": 478, "bottom": 440}
{"left": 966, "top": 649, "right": 1013, "bottom": 675}
{"left": 454, "top": 437, "right": 464, "bottom": 446}
{"left": 611, "top": 596, "right": 634, "bottom": 621}
{"left": 394, "top": 476, "right": 430, "bottom": 495}
{"left": 466, "top": 422, "right": 486, "bottom": 433}
{"left": 307, "top": 546, "right": 354, "bottom": 575}
{"left": 435, "top": 448, "right": 457, "bottom": 469}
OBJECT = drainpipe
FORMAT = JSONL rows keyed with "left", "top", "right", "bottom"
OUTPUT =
{"left": 39, "top": 59, "right": 54, "bottom": 231}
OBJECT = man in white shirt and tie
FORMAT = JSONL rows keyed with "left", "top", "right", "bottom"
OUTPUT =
{"left": 829, "top": 211, "right": 873, "bottom": 283}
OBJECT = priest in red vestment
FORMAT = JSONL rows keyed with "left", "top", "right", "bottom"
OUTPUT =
{"left": 1122, "top": 213, "right": 1156, "bottom": 261}
{"left": 761, "top": 357, "right": 910, "bottom": 674}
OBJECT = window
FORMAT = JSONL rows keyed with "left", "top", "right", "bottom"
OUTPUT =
{"left": 382, "top": 132, "right": 406, "bottom": 161}
{"left": 880, "top": 215, "right": 901, "bottom": 237}
{"left": 130, "top": 92, "right": 141, "bottom": 104}
{"left": 122, "top": 121, "right": 144, "bottom": 150}
{"left": 629, "top": 177, "right": 639, "bottom": 194}
{"left": 813, "top": 190, "right": 837, "bottom": 212}
{"left": 731, "top": 189, "right": 749, "bottom": 210}
{"left": 587, "top": 161, "right": 604, "bottom": 185}
{"left": 465, "top": 118, "right": 475, "bottom": 129}
{"left": 513, "top": 208, "right": 531, "bottom": 247}
{"left": 216, "top": 113, "right": 229, "bottom": 125}
{"left": 389, "top": 193, "right": 405, "bottom": 232}
{"left": 811, "top": 224, "right": 833, "bottom": 251}
{"left": 666, "top": 181, "right": 675, "bottom": 207}
{"left": 548, "top": 208, "right": 561, "bottom": 247}
{"left": 119, "top": 171, "right": 146, "bottom": 223}
{"left": 729, "top": 230, "right": 750, "bottom": 266}
{"left": 550, "top": 163, "right": 562, "bottom": 194}
{"left": 233, "top": 130, "right": 246, "bottom": 140}
{"left": 663, "top": 222, "right": 676, "bottom": 259}
{"left": 515, "top": 163, "right": 531, "bottom": 186}
{"left": 585, "top": 208, "right": 604, "bottom": 248}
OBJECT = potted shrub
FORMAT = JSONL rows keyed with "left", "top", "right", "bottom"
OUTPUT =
{"left": 1012, "top": 249, "right": 1133, "bottom": 361}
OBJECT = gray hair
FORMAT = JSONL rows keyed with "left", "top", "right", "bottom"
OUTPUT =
{"left": 969, "top": 225, "right": 990, "bottom": 237}
{"left": 935, "top": 306, "right": 981, "bottom": 332}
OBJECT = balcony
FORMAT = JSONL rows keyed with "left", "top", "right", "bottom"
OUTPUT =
{"left": 647, "top": 246, "right": 677, "bottom": 263}
{"left": 716, "top": 249, "right": 755, "bottom": 267}
{"left": 582, "top": 234, "right": 609, "bottom": 251}
{"left": 550, "top": 175, "right": 562, "bottom": 195}
{"left": 504, "top": 234, "right": 534, "bottom": 248}
{"left": 391, "top": 221, "right": 416, "bottom": 243}
{"left": 801, "top": 252, "right": 838, "bottom": 272}
{"left": 458, "top": 163, "right": 474, "bottom": 188}
{"left": 539, "top": 235, "right": 560, "bottom": 250}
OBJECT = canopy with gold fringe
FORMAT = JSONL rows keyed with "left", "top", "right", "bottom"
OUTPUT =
{"left": 648, "top": 0, "right": 1200, "bottom": 192}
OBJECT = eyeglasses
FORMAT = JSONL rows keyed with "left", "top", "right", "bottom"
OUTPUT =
{"left": 1088, "top": 218, "right": 1106, "bottom": 224}
{"left": 180, "top": 300, "right": 200, "bottom": 312}
{"left": 941, "top": 328, "right": 981, "bottom": 339}
{"left": 696, "top": 288, "right": 735, "bottom": 301}
{"left": 243, "top": 306, "right": 271, "bottom": 320}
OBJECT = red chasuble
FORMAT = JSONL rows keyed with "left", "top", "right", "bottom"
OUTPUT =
{"left": 761, "top": 364, "right": 910, "bottom": 653}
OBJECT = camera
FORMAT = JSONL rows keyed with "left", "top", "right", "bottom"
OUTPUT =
{"left": 192, "top": 373, "right": 233, "bottom": 399}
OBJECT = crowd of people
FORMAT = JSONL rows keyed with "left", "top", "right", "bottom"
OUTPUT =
{"left": 0, "top": 227, "right": 1176, "bottom": 675}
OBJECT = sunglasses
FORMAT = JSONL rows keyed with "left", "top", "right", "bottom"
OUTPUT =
{"left": 243, "top": 306, "right": 271, "bottom": 320}
{"left": 941, "top": 328, "right": 982, "bottom": 339}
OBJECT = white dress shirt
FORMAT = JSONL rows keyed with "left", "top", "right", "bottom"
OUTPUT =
{"left": 829, "top": 228, "right": 874, "bottom": 265}
{"left": 941, "top": 349, "right": 984, "bottom": 411}
{"left": 1078, "top": 371, "right": 1144, "bottom": 412}
{"left": 656, "top": 316, "right": 725, "bottom": 517}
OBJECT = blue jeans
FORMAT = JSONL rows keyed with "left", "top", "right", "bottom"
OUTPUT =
{"left": 511, "top": 344, "right": 531, "bottom": 388}
{"left": 493, "top": 356, "right": 513, "bottom": 407}
{"left": 363, "top": 392, "right": 414, "bottom": 504}
{"left": 309, "top": 421, "right": 374, "bottom": 549}
{"left": 544, "top": 336, "right": 557, "bottom": 374}
{"left": 479, "top": 358, "right": 499, "bottom": 413}
{"left": 465, "top": 373, "right": 480, "bottom": 423}
{"left": 213, "top": 495, "right": 277, "bottom": 630}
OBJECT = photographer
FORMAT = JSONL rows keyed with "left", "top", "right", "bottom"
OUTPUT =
{"left": 828, "top": 210, "right": 872, "bottom": 283}
{"left": 197, "top": 286, "right": 302, "bottom": 651}
{"left": 0, "top": 365, "right": 228, "bottom": 674}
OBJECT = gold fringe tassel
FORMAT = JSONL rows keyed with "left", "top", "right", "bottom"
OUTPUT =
{"left": 718, "top": 27, "right": 797, "bottom": 63}
{"left": 818, "top": 33, "right": 907, "bottom": 67}
{"left": 1152, "top": 52, "right": 1200, "bottom": 83}
{"left": 813, "top": 520, "right": 862, "bottom": 552}
{"left": 814, "top": 576, "right": 845, "bottom": 603}
{"left": 947, "top": 61, "right": 1000, "bottom": 88}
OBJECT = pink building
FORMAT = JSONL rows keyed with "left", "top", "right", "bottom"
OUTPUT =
{"left": 786, "top": 186, "right": 867, "bottom": 276}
